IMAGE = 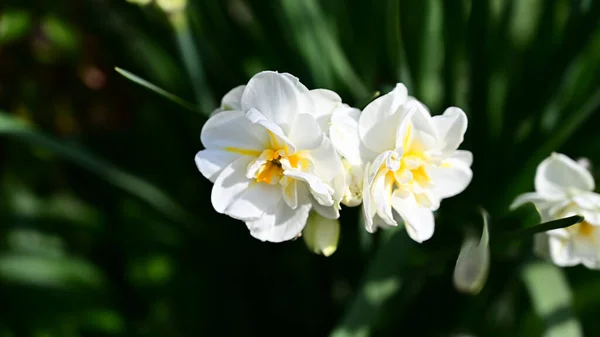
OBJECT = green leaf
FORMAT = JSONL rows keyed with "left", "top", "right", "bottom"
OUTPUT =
{"left": 329, "top": 227, "right": 410, "bottom": 337}
{"left": 416, "top": 0, "right": 443, "bottom": 110}
{"left": 169, "top": 11, "right": 216, "bottom": 115}
{"left": 0, "top": 111, "right": 192, "bottom": 228}
{"left": 41, "top": 15, "right": 80, "bottom": 54}
{"left": 453, "top": 209, "right": 491, "bottom": 295}
{"left": 0, "top": 8, "right": 32, "bottom": 44}
{"left": 281, "top": 0, "right": 368, "bottom": 100}
{"left": 115, "top": 67, "right": 199, "bottom": 113}
{"left": 386, "top": 0, "right": 413, "bottom": 90}
{"left": 0, "top": 253, "right": 105, "bottom": 289}
{"left": 500, "top": 215, "right": 583, "bottom": 240}
{"left": 521, "top": 261, "right": 583, "bottom": 337}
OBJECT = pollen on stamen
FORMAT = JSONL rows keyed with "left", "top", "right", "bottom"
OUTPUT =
{"left": 256, "top": 160, "right": 283, "bottom": 184}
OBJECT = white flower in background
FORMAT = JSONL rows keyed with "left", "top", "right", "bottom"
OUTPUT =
{"left": 511, "top": 153, "right": 600, "bottom": 269}
{"left": 358, "top": 84, "right": 473, "bottom": 243}
{"left": 302, "top": 212, "right": 340, "bottom": 257}
{"left": 195, "top": 71, "right": 344, "bottom": 242}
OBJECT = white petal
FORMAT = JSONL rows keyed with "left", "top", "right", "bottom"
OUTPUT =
{"left": 359, "top": 84, "right": 408, "bottom": 153}
{"left": 281, "top": 178, "right": 298, "bottom": 209}
{"left": 225, "top": 182, "right": 282, "bottom": 220}
{"left": 288, "top": 113, "right": 324, "bottom": 151}
{"left": 372, "top": 170, "right": 396, "bottom": 226}
{"left": 571, "top": 235, "right": 600, "bottom": 263}
{"left": 428, "top": 159, "right": 473, "bottom": 199}
{"left": 395, "top": 101, "right": 438, "bottom": 152}
{"left": 245, "top": 108, "right": 296, "bottom": 153}
{"left": 284, "top": 169, "right": 334, "bottom": 207}
{"left": 281, "top": 72, "right": 311, "bottom": 93}
{"left": 330, "top": 105, "right": 363, "bottom": 166}
{"left": 366, "top": 151, "right": 394, "bottom": 188}
{"left": 510, "top": 192, "right": 548, "bottom": 210}
{"left": 451, "top": 150, "right": 473, "bottom": 167}
{"left": 431, "top": 107, "right": 468, "bottom": 154}
{"left": 535, "top": 153, "right": 595, "bottom": 196}
{"left": 309, "top": 89, "right": 342, "bottom": 132}
{"left": 330, "top": 163, "right": 347, "bottom": 205}
{"left": 547, "top": 235, "right": 580, "bottom": 267}
{"left": 195, "top": 149, "right": 241, "bottom": 183}
{"left": 211, "top": 156, "right": 282, "bottom": 220}
{"left": 246, "top": 199, "right": 311, "bottom": 242}
{"left": 362, "top": 152, "right": 398, "bottom": 232}
{"left": 578, "top": 210, "right": 600, "bottom": 226}
{"left": 311, "top": 199, "right": 339, "bottom": 219}
{"left": 220, "top": 85, "right": 246, "bottom": 111}
{"left": 582, "top": 259, "right": 600, "bottom": 269}
{"left": 201, "top": 110, "right": 267, "bottom": 152}
{"left": 572, "top": 192, "right": 600, "bottom": 209}
{"left": 361, "top": 162, "right": 377, "bottom": 231}
{"left": 308, "top": 137, "right": 344, "bottom": 184}
{"left": 392, "top": 194, "right": 435, "bottom": 243}
{"left": 211, "top": 156, "right": 252, "bottom": 217}
{"left": 241, "top": 71, "right": 313, "bottom": 134}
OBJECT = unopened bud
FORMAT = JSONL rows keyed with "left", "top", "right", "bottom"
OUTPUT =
{"left": 156, "top": 0, "right": 187, "bottom": 13}
{"left": 126, "top": 0, "right": 153, "bottom": 6}
{"left": 303, "top": 212, "right": 340, "bottom": 257}
{"left": 453, "top": 210, "right": 490, "bottom": 295}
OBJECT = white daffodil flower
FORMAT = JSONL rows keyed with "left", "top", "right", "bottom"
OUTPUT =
{"left": 212, "top": 84, "right": 365, "bottom": 207}
{"left": 511, "top": 153, "right": 600, "bottom": 269}
{"left": 358, "top": 83, "right": 473, "bottom": 243}
{"left": 195, "top": 71, "right": 344, "bottom": 242}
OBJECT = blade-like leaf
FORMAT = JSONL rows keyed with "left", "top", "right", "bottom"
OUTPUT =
{"left": 115, "top": 67, "right": 199, "bottom": 113}
{"left": 281, "top": 0, "right": 368, "bottom": 100}
{"left": 521, "top": 261, "right": 583, "bottom": 337}
{"left": 453, "top": 209, "right": 491, "bottom": 295}
{"left": 500, "top": 215, "right": 584, "bottom": 240}
{"left": 0, "top": 253, "right": 105, "bottom": 289}
{"left": 0, "top": 111, "right": 192, "bottom": 229}
{"left": 169, "top": 11, "right": 216, "bottom": 115}
{"left": 416, "top": 0, "right": 443, "bottom": 111}
{"left": 329, "top": 226, "right": 410, "bottom": 337}
{"left": 386, "top": 0, "right": 413, "bottom": 90}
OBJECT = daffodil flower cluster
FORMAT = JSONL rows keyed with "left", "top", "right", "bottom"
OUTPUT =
{"left": 195, "top": 71, "right": 473, "bottom": 252}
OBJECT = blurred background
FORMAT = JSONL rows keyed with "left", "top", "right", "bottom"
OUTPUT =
{"left": 0, "top": 0, "right": 600, "bottom": 336}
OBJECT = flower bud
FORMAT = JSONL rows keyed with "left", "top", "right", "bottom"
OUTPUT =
{"left": 126, "top": 0, "right": 153, "bottom": 5}
{"left": 303, "top": 212, "right": 340, "bottom": 257}
{"left": 453, "top": 211, "right": 490, "bottom": 295}
{"left": 156, "top": 0, "right": 187, "bottom": 13}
